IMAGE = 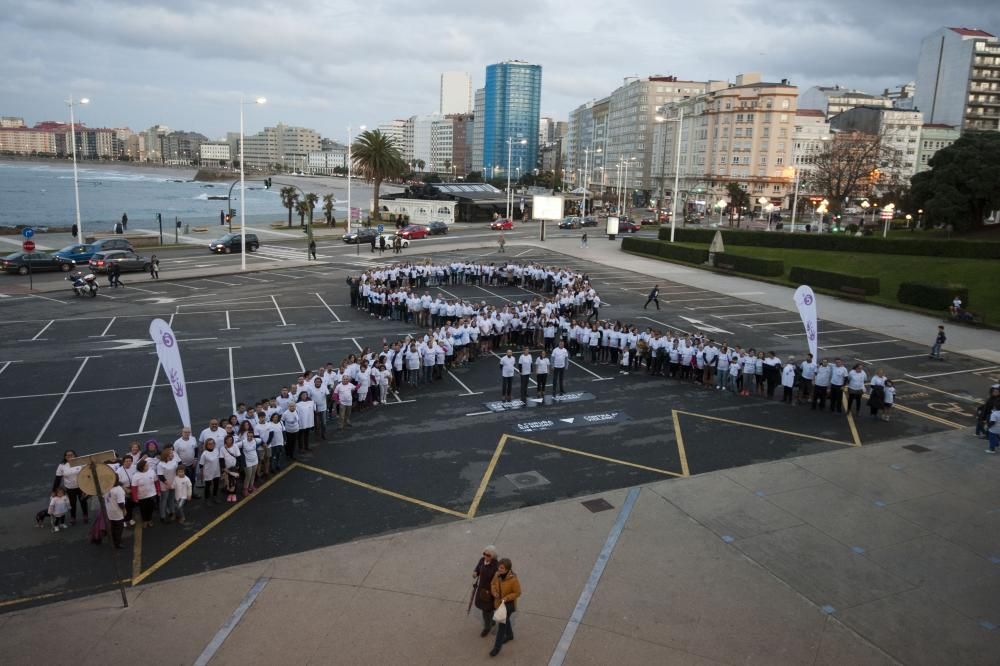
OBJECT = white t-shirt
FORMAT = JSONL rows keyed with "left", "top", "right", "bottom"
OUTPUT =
{"left": 518, "top": 354, "right": 533, "bottom": 374}
{"left": 782, "top": 364, "right": 796, "bottom": 387}
{"left": 157, "top": 458, "right": 179, "bottom": 490}
{"left": 199, "top": 449, "right": 221, "bottom": 481}
{"left": 105, "top": 486, "right": 126, "bottom": 521}
{"left": 551, "top": 347, "right": 569, "bottom": 369}
{"left": 333, "top": 383, "right": 354, "bottom": 406}
{"left": 199, "top": 426, "right": 223, "bottom": 447}
{"left": 847, "top": 369, "right": 867, "bottom": 390}
{"left": 500, "top": 356, "right": 516, "bottom": 378}
{"left": 173, "top": 475, "right": 193, "bottom": 501}
{"left": 297, "top": 400, "right": 315, "bottom": 429}
{"left": 536, "top": 358, "right": 550, "bottom": 375}
{"left": 173, "top": 436, "right": 198, "bottom": 466}
{"left": 133, "top": 468, "right": 158, "bottom": 500}
{"left": 56, "top": 462, "right": 83, "bottom": 490}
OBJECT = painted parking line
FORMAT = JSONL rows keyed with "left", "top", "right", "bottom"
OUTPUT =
{"left": 271, "top": 295, "right": 294, "bottom": 327}
{"left": 860, "top": 353, "right": 947, "bottom": 363}
{"left": 447, "top": 369, "right": 483, "bottom": 396}
{"left": 18, "top": 319, "right": 54, "bottom": 341}
{"left": 712, "top": 311, "right": 788, "bottom": 319}
{"left": 744, "top": 320, "right": 803, "bottom": 327}
{"left": 15, "top": 355, "right": 96, "bottom": 448}
{"left": 820, "top": 339, "right": 899, "bottom": 350}
{"left": 688, "top": 303, "right": 762, "bottom": 310}
{"left": 314, "top": 292, "right": 342, "bottom": 322}
{"left": 88, "top": 316, "right": 118, "bottom": 338}
{"left": 780, "top": 328, "right": 858, "bottom": 337}
{"left": 638, "top": 316, "right": 691, "bottom": 336}
{"left": 905, "top": 365, "right": 1000, "bottom": 380}
{"left": 283, "top": 342, "right": 306, "bottom": 373}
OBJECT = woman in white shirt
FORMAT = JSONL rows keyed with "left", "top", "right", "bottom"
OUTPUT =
{"left": 296, "top": 392, "right": 315, "bottom": 453}
{"left": 115, "top": 454, "right": 137, "bottom": 526}
{"left": 131, "top": 459, "right": 159, "bottom": 528}
{"left": 220, "top": 434, "right": 242, "bottom": 502}
{"left": 265, "top": 413, "right": 286, "bottom": 473}
{"left": 198, "top": 438, "right": 221, "bottom": 503}
{"left": 281, "top": 403, "right": 301, "bottom": 461}
{"left": 156, "top": 448, "right": 179, "bottom": 522}
{"left": 54, "top": 450, "right": 88, "bottom": 525}
{"left": 535, "top": 351, "right": 550, "bottom": 398}
{"left": 847, "top": 364, "right": 868, "bottom": 415}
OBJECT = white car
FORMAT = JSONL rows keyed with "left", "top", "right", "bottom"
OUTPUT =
{"left": 377, "top": 233, "right": 409, "bottom": 248}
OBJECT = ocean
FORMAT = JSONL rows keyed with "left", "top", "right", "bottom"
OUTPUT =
{"left": 0, "top": 160, "right": 372, "bottom": 232}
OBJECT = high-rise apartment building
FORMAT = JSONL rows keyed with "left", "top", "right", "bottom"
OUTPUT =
{"left": 440, "top": 71, "right": 472, "bottom": 115}
{"left": 241, "top": 123, "right": 321, "bottom": 169}
{"left": 471, "top": 88, "right": 485, "bottom": 173}
{"left": 1, "top": 116, "right": 25, "bottom": 128}
{"left": 916, "top": 27, "right": 1000, "bottom": 130}
{"left": 481, "top": 60, "right": 542, "bottom": 180}
{"left": 448, "top": 113, "right": 474, "bottom": 176}
{"left": 652, "top": 73, "right": 799, "bottom": 212}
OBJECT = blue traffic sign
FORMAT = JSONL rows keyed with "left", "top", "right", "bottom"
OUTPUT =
{"left": 376, "top": 224, "right": 384, "bottom": 233}
{"left": 22, "top": 228, "right": 34, "bottom": 239}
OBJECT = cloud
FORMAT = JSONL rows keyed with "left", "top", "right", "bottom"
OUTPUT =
{"left": 1, "top": 0, "right": 998, "bottom": 138}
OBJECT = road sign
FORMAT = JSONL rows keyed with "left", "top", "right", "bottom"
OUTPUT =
{"left": 880, "top": 211, "right": 892, "bottom": 220}
{"left": 350, "top": 207, "right": 361, "bottom": 221}
{"left": 78, "top": 462, "right": 117, "bottom": 497}
{"left": 377, "top": 224, "right": 384, "bottom": 233}
{"left": 22, "top": 240, "right": 35, "bottom": 252}
{"left": 22, "top": 228, "right": 34, "bottom": 239}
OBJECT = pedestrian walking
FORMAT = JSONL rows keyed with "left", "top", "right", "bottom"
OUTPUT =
{"left": 149, "top": 254, "right": 159, "bottom": 279}
{"left": 308, "top": 240, "right": 317, "bottom": 261}
{"left": 930, "top": 325, "right": 946, "bottom": 360}
{"left": 71, "top": 223, "right": 78, "bottom": 239}
{"left": 498, "top": 233, "right": 506, "bottom": 253}
{"left": 379, "top": 235, "right": 386, "bottom": 254}
{"left": 489, "top": 558, "right": 522, "bottom": 657}
{"left": 987, "top": 405, "right": 1000, "bottom": 454}
{"left": 472, "top": 546, "right": 500, "bottom": 637}
{"left": 580, "top": 231, "right": 588, "bottom": 248}
{"left": 371, "top": 235, "right": 377, "bottom": 254}
{"left": 110, "top": 262, "right": 123, "bottom": 288}
{"left": 121, "top": 212, "right": 128, "bottom": 231}
{"left": 644, "top": 285, "right": 660, "bottom": 310}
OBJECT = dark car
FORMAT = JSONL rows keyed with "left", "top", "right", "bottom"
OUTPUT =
{"left": 54, "top": 238, "right": 133, "bottom": 264}
{"left": 2, "top": 251, "right": 75, "bottom": 275}
{"left": 343, "top": 227, "right": 379, "bottom": 244}
{"left": 91, "top": 238, "right": 133, "bottom": 252}
{"left": 398, "top": 224, "right": 429, "bottom": 240}
{"left": 89, "top": 250, "right": 150, "bottom": 273}
{"left": 209, "top": 233, "right": 260, "bottom": 253}
{"left": 427, "top": 221, "right": 449, "bottom": 235}
{"left": 558, "top": 216, "right": 582, "bottom": 229}
{"left": 582, "top": 216, "right": 599, "bottom": 227}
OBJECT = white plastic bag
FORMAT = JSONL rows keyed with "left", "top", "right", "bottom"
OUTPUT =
{"left": 493, "top": 603, "right": 507, "bottom": 624}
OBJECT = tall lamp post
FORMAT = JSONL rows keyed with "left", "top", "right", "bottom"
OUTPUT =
{"left": 347, "top": 124, "right": 366, "bottom": 242}
{"left": 860, "top": 199, "right": 870, "bottom": 232}
{"left": 506, "top": 137, "right": 526, "bottom": 220}
{"left": 67, "top": 95, "right": 89, "bottom": 243}
{"left": 655, "top": 108, "right": 684, "bottom": 242}
{"left": 239, "top": 95, "right": 266, "bottom": 271}
{"left": 787, "top": 167, "right": 801, "bottom": 233}
{"left": 621, "top": 155, "right": 635, "bottom": 216}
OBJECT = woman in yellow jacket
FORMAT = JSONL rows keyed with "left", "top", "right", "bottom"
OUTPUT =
{"left": 489, "top": 558, "right": 522, "bottom": 657}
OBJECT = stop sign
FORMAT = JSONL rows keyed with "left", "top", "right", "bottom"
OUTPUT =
{"left": 22, "top": 240, "right": 35, "bottom": 252}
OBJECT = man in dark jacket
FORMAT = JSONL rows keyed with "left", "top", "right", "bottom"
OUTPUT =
{"left": 644, "top": 284, "right": 660, "bottom": 310}
{"left": 472, "top": 546, "right": 499, "bottom": 637}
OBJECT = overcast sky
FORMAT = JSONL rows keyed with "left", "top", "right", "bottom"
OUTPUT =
{"left": 2, "top": 0, "right": 998, "bottom": 140}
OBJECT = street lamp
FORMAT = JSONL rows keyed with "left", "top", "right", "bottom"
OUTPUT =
{"left": 67, "top": 95, "right": 89, "bottom": 243}
{"left": 785, "top": 167, "right": 801, "bottom": 233}
{"left": 714, "top": 199, "right": 727, "bottom": 226}
{"left": 239, "top": 95, "right": 266, "bottom": 270}
{"left": 860, "top": 199, "right": 870, "bottom": 227}
{"left": 347, "top": 124, "right": 366, "bottom": 245}
{"left": 655, "top": 110, "right": 683, "bottom": 238}
{"left": 506, "top": 137, "right": 527, "bottom": 220}
{"left": 917, "top": 208, "right": 924, "bottom": 229}
{"left": 882, "top": 202, "right": 896, "bottom": 238}
{"left": 621, "top": 155, "right": 636, "bottom": 216}
{"left": 756, "top": 196, "right": 768, "bottom": 220}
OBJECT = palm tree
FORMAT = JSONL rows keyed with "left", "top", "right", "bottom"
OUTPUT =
{"left": 322, "top": 194, "right": 335, "bottom": 226}
{"left": 351, "top": 129, "right": 406, "bottom": 222}
{"left": 443, "top": 158, "right": 451, "bottom": 178}
{"left": 305, "top": 192, "right": 319, "bottom": 228}
{"left": 280, "top": 187, "right": 299, "bottom": 228}
{"left": 295, "top": 200, "right": 309, "bottom": 227}
{"left": 416, "top": 159, "right": 426, "bottom": 172}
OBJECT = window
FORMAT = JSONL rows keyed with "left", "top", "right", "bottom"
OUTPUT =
{"left": 773, "top": 185, "right": 782, "bottom": 193}
{"left": 736, "top": 113, "right": 744, "bottom": 123}
{"left": 775, "top": 157, "right": 783, "bottom": 165}
{"left": 732, "top": 155, "right": 740, "bottom": 164}
{"left": 746, "top": 128, "right": 753, "bottom": 138}
{"left": 780, "top": 114, "right": 789, "bottom": 122}
{"left": 763, "top": 127, "right": 770, "bottom": 138}
{"left": 747, "top": 113, "right": 754, "bottom": 122}
{"left": 759, "top": 156, "right": 767, "bottom": 165}
{"left": 781, "top": 99, "right": 790, "bottom": 109}
{"left": 735, "top": 128, "right": 744, "bottom": 137}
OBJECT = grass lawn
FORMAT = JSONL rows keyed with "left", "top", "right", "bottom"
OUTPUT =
{"left": 673, "top": 242, "right": 999, "bottom": 322}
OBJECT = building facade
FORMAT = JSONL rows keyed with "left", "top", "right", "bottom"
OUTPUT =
{"left": 791, "top": 109, "right": 831, "bottom": 177}
{"left": 916, "top": 123, "right": 961, "bottom": 173}
{"left": 0, "top": 126, "right": 57, "bottom": 154}
{"left": 241, "top": 123, "right": 321, "bottom": 169}
{"left": 481, "top": 60, "right": 542, "bottom": 180}
{"left": 440, "top": 71, "right": 472, "bottom": 115}
{"left": 448, "top": 113, "right": 473, "bottom": 176}
{"left": 307, "top": 148, "right": 347, "bottom": 174}
{"left": 1, "top": 116, "right": 25, "bottom": 128}
{"left": 798, "top": 85, "right": 894, "bottom": 120}
{"left": 916, "top": 27, "right": 1000, "bottom": 130}
{"left": 829, "top": 106, "right": 924, "bottom": 183}
{"left": 651, "top": 73, "right": 799, "bottom": 212}
{"left": 200, "top": 142, "right": 232, "bottom": 166}
{"left": 471, "top": 87, "right": 485, "bottom": 173}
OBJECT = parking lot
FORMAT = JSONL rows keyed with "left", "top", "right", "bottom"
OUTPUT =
{"left": 0, "top": 244, "right": 992, "bottom": 611}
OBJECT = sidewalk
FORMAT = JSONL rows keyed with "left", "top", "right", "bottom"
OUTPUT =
{"left": 1, "top": 428, "right": 996, "bottom": 665}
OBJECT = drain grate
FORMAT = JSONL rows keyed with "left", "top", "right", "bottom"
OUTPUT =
{"left": 902, "top": 444, "right": 932, "bottom": 453}
{"left": 580, "top": 498, "right": 615, "bottom": 513}
{"left": 504, "top": 471, "right": 550, "bottom": 490}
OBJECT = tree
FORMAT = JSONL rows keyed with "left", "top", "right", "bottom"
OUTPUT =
{"left": 465, "top": 171, "right": 483, "bottom": 183}
{"left": 322, "top": 194, "right": 335, "bottom": 226}
{"left": 804, "top": 130, "right": 899, "bottom": 213}
{"left": 416, "top": 159, "right": 426, "bottom": 172}
{"left": 422, "top": 173, "right": 442, "bottom": 184}
{"left": 295, "top": 200, "right": 309, "bottom": 227}
{"left": 725, "top": 182, "right": 748, "bottom": 226}
{"left": 909, "top": 131, "right": 1000, "bottom": 232}
{"left": 350, "top": 129, "right": 406, "bottom": 221}
{"left": 280, "top": 187, "right": 299, "bottom": 228}
{"left": 443, "top": 158, "right": 452, "bottom": 177}
{"left": 305, "top": 192, "right": 319, "bottom": 228}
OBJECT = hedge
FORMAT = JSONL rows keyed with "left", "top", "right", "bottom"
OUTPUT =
{"left": 789, "top": 266, "right": 881, "bottom": 295}
{"left": 657, "top": 227, "right": 1000, "bottom": 259}
{"left": 897, "top": 282, "right": 969, "bottom": 311}
{"left": 622, "top": 237, "right": 709, "bottom": 264}
{"left": 714, "top": 252, "right": 784, "bottom": 277}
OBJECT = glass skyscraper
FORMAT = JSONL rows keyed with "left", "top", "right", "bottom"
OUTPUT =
{"left": 482, "top": 60, "right": 542, "bottom": 181}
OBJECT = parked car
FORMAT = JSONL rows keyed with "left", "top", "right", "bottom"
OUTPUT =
{"left": 376, "top": 233, "right": 409, "bottom": 248}
{"left": 558, "top": 216, "right": 583, "bottom": 229}
{"left": 54, "top": 243, "right": 98, "bottom": 263}
{"left": 582, "top": 216, "right": 598, "bottom": 227}
{"left": 490, "top": 219, "right": 514, "bottom": 230}
{"left": 209, "top": 233, "right": 259, "bottom": 253}
{"left": 342, "top": 227, "right": 379, "bottom": 244}
{"left": 427, "top": 221, "right": 449, "bottom": 235}
{"left": 2, "top": 251, "right": 75, "bottom": 275}
{"left": 88, "top": 250, "right": 150, "bottom": 273}
{"left": 398, "top": 224, "right": 429, "bottom": 240}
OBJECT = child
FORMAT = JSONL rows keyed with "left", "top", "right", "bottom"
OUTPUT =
{"left": 882, "top": 380, "right": 895, "bottom": 422}
{"left": 48, "top": 488, "right": 70, "bottom": 532}
{"left": 619, "top": 348, "right": 630, "bottom": 375}
{"left": 173, "top": 465, "right": 192, "bottom": 523}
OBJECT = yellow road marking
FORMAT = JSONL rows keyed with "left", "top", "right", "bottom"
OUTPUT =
{"left": 296, "top": 462, "right": 468, "bottom": 519}
{"left": 131, "top": 463, "right": 298, "bottom": 586}
{"left": 846, "top": 411, "right": 863, "bottom": 447}
{"left": 505, "top": 434, "right": 684, "bottom": 477}
{"left": 0, "top": 579, "right": 132, "bottom": 609}
{"left": 466, "top": 435, "right": 508, "bottom": 519}
{"left": 894, "top": 378, "right": 979, "bottom": 404}
{"left": 891, "top": 403, "right": 965, "bottom": 429}
{"left": 671, "top": 410, "right": 691, "bottom": 476}
{"left": 132, "top": 521, "right": 143, "bottom": 581}
{"left": 673, "top": 409, "right": 853, "bottom": 447}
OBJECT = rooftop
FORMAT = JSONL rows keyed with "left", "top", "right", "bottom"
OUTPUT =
{"left": 949, "top": 26, "right": 995, "bottom": 38}
{"left": 795, "top": 109, "right": 826, "bottom": 117}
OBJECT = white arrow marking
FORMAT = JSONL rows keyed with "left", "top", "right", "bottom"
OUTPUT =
{"left": 100, "top": 338, "right": 155, "bottom": 351}
{"left": 678, "top": 316, "right": 733, "bottom": 335}
{"left": 560, "top": 417, "right": 575, "bottom": 424}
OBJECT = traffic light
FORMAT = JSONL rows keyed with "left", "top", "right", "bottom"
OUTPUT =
{"left": 264, "top": 177, "right": 272, "bottom": 189}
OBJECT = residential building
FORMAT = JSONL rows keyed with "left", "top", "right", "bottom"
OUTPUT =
{"left": 539, "top": 140, "right": 562, "bottom": 174}
{"left": 884, "top": 82, "right": 917, "bottom": 110}
{"left": 307, "top": 147, "right": 347, "bottom": 174}
{"left": 829, "top": 106, "right": 924, "bottom": 182}
{"left": 200, "top": 142, "right": 232, "bottom": 167}
{"left": 916, "top": 123, "right": 961, "bottom": 173}
{"left": 35, "top": 121, "right": 116, "bottom": 158}
{"left": 448, "top": 113, "right": 473, "bottom": 176}
{"left": 430, "top": 116, "right": 454, "bottom": 174}
{"left": 565, "top": 96, "right": 610, "bottom": 188}
{"left": 144, "top": 125, "right": 171, "bottom": 162}
{"left": 1, "top": 116, "right": 25, "bottom": 128}
{"left": 241, "top": 123, "right": 321, "bottom": 169}
{"left": 0, "top": 125, "right": 57, "bottom": 154}
{"left": 378, "top": 119, "right": 407, "bottom": 153}
{"left": 916, "top": 26, "right": 1000, "bottom": 130}
{"left": 791, "top": 109, "right": 831, "bottom": 176}
{"left": 481, "top": 60, "right": 542, "bottom": 181}
{"left": 652, "top": 73, "right": 799, "bottom": 212}
{"left": 539, "top": 116, "right": 553, "bottom": 147}
{"left": 798, "top": 85, "right": 893, "bottom": 119}
{"left": 162, "top": 130, "right": 208, "bottom": 164}
{"left": 440, "top": 71, "right": 472, "bottom": 115}
{"left": 471, "top": 87, "right": 485, "bottom": 173}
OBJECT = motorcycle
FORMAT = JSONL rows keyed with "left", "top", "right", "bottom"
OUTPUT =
{"left": 67, "top": 271, "right": 99, "bottom": 298}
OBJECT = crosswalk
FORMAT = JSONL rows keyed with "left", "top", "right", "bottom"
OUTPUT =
{"left": 255, "top": 244, "right": 376, "bottom": 269}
